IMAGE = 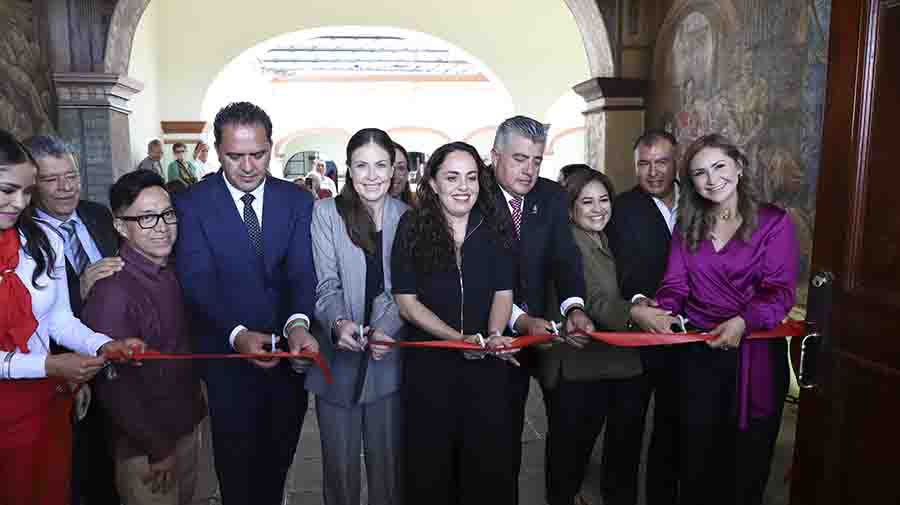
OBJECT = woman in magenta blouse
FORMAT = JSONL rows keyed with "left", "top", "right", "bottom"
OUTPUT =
{"left": 653, "top": 134, "right": 798, "bottom": 505}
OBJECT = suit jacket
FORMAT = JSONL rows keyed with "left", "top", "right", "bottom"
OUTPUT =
{"left": 494, "top": 177, "right": 585, "bottom": 320}
{"left": 306, "top": 197, "right": 409, "bottom": 406}
{"left": 538, "top": 226, "right": 643, "bottom": 389}
{"left": 605, "top": 186, "right": 673, "bottom": 299}
{"left": 174, "top": 174, "right": 317, "bottom": 390}
{"left": 64, "top": 200, "right": 118, "bottom": 317}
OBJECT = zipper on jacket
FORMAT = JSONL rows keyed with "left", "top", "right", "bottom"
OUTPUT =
{"left": 457, "top": 216, "right": 484, "bottom": 333}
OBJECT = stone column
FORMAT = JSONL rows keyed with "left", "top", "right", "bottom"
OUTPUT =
{"left": 53, "top": 72, "right": 142, "bottom": 203}
{"left": 573, "top": 78, "right": 648, "bottom": 194}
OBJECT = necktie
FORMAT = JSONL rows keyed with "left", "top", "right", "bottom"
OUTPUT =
{"left": 59, "top": 220, "right": 90, "bottom": 275}
{"left": 510, "top": 196, "right": 523, "bottom": 239}
{"left": 241, "top": 193, "right": 263, "bottom": 257}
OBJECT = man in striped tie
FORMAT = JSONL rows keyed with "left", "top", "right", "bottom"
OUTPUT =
{"left": 24, "top": 134, "right": 122, "bottom": 505}
{"left": 489, "top": 116, "right": 595, "bottom": 503}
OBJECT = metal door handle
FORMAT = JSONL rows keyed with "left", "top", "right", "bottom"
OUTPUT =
{"left": 797, "top": 332, "right": 821, "bottom": 389}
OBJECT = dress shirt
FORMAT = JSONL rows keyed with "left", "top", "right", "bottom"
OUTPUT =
{"left": 35, "top": 208, "right": 104, "bottom": 267}
{"left": 1, "top": 225, "right": 111, "bottom": 379}
{"left": 82, "top": 243, "right": 205, "bottom": 461}
{"left": 220, "top": 173, "right": 309, "bottom": 347}
{"left": 651, "top": 183, "right": 679, "bottom": 234}
{"left": 498, "top": 185, "right": 584, "bottom": 330}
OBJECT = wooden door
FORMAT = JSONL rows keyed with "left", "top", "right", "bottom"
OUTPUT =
{"left": 790, "top": 0, "right": 900, "bottom": 503}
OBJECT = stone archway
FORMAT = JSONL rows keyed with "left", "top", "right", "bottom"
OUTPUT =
{"left": 562, "top": 0, "right": 615, "bottom": 78}
{"left": 103, "top": 0, "right": 152, "bottom": 74}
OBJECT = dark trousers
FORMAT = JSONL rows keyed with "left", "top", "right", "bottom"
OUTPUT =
{"left": 543, "top": 375, "right": 648, "bottom": 505}
{"left": 678, "top": 341, "right": 788, "bottom": 505}
{"left": 206, "top": 363, "right": 308, "bottom": 505}
{"left": 71, "top": 390, "right": 120, "bottom": 505}
{"left": 404, "top": 351, "right": 517, "bottom": 505}
{"left": 509, "top": 363, "right": 531, "bottom": 501}
{"left": 639, "top": 346, "right": 681, "bottom": 505}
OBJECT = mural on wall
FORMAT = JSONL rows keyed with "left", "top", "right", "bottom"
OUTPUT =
{"left": 651, "top": 0, "right": 832, "bottom": 305}
{"left": 0, "top": 1, "right": 54, "bottom": 139}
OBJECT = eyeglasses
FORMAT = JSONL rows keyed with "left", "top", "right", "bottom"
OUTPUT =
{"left": 118, "top": 209, "right": 178, "bottom": 229}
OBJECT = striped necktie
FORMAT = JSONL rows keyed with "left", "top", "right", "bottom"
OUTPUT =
{"left": 59, "top": 220, "right": 90, "bottom": 275}
{"left": 510, "top": 196, "right": 523, "bottom": 238}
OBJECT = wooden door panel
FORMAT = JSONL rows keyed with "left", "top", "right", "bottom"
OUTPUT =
{"left": 792, "top": 0, "right": 900, "bottom": 504}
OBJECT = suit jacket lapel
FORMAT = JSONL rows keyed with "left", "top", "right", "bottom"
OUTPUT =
{"left": 211, "top": 175, "right": 258, "bottom": 268}
{"left": 260, "top": 178, "right": 283, "bottom": 276}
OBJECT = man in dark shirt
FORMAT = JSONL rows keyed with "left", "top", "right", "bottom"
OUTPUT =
{"left": 82, "top": 170, "right": 207, "bottom": 504}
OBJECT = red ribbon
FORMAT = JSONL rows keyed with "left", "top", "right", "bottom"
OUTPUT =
{"left": 368, "top": 320, "right": 806, "bottom": 352}
{"left": 107, "top": 350, "right": 334, "bottom": 385}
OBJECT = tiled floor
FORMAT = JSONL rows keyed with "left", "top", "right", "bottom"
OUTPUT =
{"left": 282, "top": 380, "right": 797, "bottom": 504}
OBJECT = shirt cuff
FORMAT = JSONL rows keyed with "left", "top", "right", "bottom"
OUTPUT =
{"left": 283, "top": 314, "right": 311, "bottom": 337}
{"left": 631, "top": 294, "right": 648, "bottom": 304}
{"left": 6, "top": 352, "right": 48, "bottom": 380}
{"left": 560, "top": 297, "right": 585, "bottom": 318}
{"left": 229, "top": 325, "right": 248, "bottom": 350}
{"left": 508, "top": 304, "right": 527, "bottom": 334}
{"left": 86, "top": 334, "right": 113, "bottom": 358}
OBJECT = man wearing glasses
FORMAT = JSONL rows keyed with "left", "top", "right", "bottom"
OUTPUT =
{"left": 23, "top": 134, "right": 122, "bottom": 505}
{"left": 81, "top": 169, "right": 210, "bottom": 504}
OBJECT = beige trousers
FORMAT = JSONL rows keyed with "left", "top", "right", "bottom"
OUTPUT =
{"left": 115, "top": 416, "right": 219, "bottom": 505}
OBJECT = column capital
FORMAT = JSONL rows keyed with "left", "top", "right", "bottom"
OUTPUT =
{"left": 573, "top": 78, "right": 649, "bottom": 111}
{"left": 52, "top": 72, "right": 144, "bottom": 114}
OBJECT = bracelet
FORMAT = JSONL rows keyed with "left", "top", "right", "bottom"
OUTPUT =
{"left": 3, "top": 350, "right": 16, "bottom": 380}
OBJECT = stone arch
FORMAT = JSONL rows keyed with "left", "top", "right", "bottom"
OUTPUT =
{"left": 274, "top": 128, "right": 353, "bottom": 157}
{"left": 562, "top": 0, "right": 615, "bottom": 77}
{"left": 386, "top": 127, "right": 452, "bottom": 144}
{"left": 547, "top": 126, "right": 586, "bottom": 155}
{"left": 103, "top": 0, "right": 152, "bottom": 74}
{"left": 462, "top": 125, "right": 499, "bottom": 144}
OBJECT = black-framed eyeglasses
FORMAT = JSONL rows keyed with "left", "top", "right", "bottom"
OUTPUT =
{"left": 117, "top": 209, "right": 178, "bottom": 229}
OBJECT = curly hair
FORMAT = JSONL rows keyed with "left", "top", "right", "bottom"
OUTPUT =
{"left": 401, "top": 142, "right": 509, "bottom": 274}
{"left": 0, "top": 129, "right": 56, "bottom": 287}
{"left": 678, "top": 134, "right": 762, "bottom": 252}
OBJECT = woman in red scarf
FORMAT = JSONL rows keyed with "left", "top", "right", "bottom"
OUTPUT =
{"left": 0, "top": 129, "right": 142, "bottom": 505}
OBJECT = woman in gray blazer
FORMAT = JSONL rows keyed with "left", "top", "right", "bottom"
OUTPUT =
{"left": 306, "top": 129, "right": 409, "bottom": 505}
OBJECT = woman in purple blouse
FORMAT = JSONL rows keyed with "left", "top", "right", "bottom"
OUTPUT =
{"left": 652, "top": 134, "right": 798, "bottom": 505}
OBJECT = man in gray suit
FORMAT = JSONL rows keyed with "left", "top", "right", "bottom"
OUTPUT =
{"left": 136, "top": 139, "right": 165, "bottom": 178}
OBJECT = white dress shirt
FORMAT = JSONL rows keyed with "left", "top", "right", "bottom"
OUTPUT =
{"left": 35, "top": 208, "right": 104, "bottom": 267}
{"left": 221, "top": 174, "right": 310, "bottom": 348}
{"left": 651, "top": 183, "right": 679, "bottom": 234}
{"left": 2, "top": 225, "right": 111, "bottom": 379}
{"left": 497, "top": 186, "right": 585, "bottom": 332}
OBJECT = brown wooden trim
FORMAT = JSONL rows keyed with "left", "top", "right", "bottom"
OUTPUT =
{"left": 573, "top": 77, "right": 648, "bottom": 101}
{"left": 161, "top": 121, "right": 207, "bottom": 134}
{"left": 163, "top": 138, "right": 204, "bottom": 145}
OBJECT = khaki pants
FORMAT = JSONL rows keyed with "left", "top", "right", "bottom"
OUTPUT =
{"left": 115, "top": 418, "right": 217, "bottom": 505}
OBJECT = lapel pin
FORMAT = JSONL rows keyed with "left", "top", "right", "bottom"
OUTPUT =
{"left": 530, "top": 204, "right": 538, "bottom": 215}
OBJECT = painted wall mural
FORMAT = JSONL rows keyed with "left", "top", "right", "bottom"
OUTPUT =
{"left": 651, "top": 0, "right": 832, "bottom": 305}
{"left": 0, "top": 0, "right": 54, "bottom": 139}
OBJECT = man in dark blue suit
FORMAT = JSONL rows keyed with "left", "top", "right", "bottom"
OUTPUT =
{"left": 175, "top": 102, "right": 319, "bottom": 505}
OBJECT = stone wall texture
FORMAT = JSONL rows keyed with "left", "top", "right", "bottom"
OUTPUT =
{"left": 0, "top": 0, "right": 54, "bottom": 139}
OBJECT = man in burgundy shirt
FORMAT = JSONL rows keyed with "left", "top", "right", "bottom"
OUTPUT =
{"left": 82, "top": 169, "right": 207, "bottom": 504}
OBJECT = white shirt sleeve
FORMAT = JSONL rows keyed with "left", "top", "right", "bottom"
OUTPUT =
{"left": 508, "top": 304, "right": 527, "bottom": 333}
{"left": 560, "top": 297, "right": 586, "bottom": 318}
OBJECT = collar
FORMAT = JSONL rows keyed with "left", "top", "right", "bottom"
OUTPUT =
{"left": 222, "top": 172, "right": 266, "bottom": 204}
{"left": 498, "top": 185, "right": 524, "bottom": 205}
{"left": 35, "top": 207, "right": 80, "bottom": 228}
{"left": 119, "top": 242, "right": 167, "bottom": 276}
{"left": 651, "top": 182, "right": 679, "bottom": 210}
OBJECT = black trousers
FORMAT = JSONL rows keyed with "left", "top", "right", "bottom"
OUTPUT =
{"left": 71, "top": 395, "right": 120, "bottom": 505}
{"left": 206, "top": 363, "right": 308, "bottom": 505}
{"left": 509, "top": 363, "right": 531, "bottom": 502}
{"left": 405, "top": 350, "right": 517, "bottom": 505}
{"left": 638, "top": 346, "right": 681, "bottom": 505}
{"left": 677, "top": 341, "right": 789, "bottom": 505}
{"left": 543, "top": 375, "right": 649, "bottom": 505}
